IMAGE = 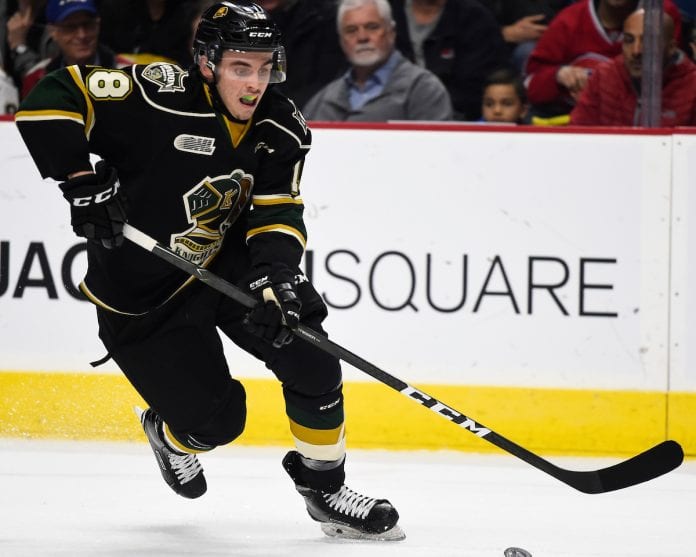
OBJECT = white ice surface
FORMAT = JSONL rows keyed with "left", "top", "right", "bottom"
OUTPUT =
{"left": 0, "top": 440, "right": 694, "bottom": 557}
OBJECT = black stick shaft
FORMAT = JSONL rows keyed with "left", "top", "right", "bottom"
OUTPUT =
{"left": 122, "top": 224, "right": 684, "bottom": 494}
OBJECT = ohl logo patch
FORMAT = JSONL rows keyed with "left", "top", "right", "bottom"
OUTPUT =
{"left": 171, "top": 170, "right": 253, "bottom": 264}
{"left": 174, "top": 134, "right": 216, "bottom": 155}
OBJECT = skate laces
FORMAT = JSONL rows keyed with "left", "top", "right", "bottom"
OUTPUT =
{"left": 323, "top": 485, "right": 378, "bottom": 519}
{"left": 168, "top": 452, "right": 202, "bottom": 485}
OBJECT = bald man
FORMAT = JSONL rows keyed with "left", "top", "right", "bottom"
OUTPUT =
{"left": 621, "top": 8, "right": 676, "bottom": 78}
{"left": 570, "top": 8, "right": 696, "bottom": 126}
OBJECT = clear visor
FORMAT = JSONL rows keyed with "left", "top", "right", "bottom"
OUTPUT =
{"left": 215, "top": 46, "right": 287, "bottom": 84}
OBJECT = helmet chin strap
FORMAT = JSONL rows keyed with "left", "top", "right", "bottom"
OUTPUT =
{"left": 206, "top": 60, "right": 219, "bottom": 85}
{"left": 193, "top": 46, "right": 219, "bottom": 85}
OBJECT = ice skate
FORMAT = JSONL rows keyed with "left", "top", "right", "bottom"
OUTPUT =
{"left": 134, "top": 406, "right": 207, "bottom": 499}
{"left": 283, "top": 450, "right": 405, "bottom": 541}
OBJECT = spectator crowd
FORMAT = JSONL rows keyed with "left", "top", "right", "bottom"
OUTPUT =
{"left": 2, "top": 0, "right": 696, "bottom": 126}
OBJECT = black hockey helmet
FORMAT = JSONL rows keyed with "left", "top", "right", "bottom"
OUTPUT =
{"left": 193, "top": 1, "right": 286, "bottom": 83}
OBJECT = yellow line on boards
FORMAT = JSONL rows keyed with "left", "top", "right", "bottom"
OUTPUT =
{"left": 0, "top": 371, "right": 692, "bottom": 456}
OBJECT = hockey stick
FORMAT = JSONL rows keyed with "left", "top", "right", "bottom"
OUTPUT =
{"left": 122, "top": 223, "right": 684, "bottom": 494}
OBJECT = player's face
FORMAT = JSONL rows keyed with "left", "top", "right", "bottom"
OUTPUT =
{"left": 340, "top": 4, "right": 395, "bottom": 68}
{"left": 49, "top": 12, "right": 100, "bottom": 65}
{"left": 214, "top": 50, "right": 274, "bottom": 120}
{"left": 481, "top": 84, "right": 527, "bottom": 124}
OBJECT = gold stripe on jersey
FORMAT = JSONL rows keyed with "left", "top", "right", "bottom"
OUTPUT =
{"left": 252, "top": 194, "right": 304, "bottom": 206}
{"left": 222, "top": 115, "right": 252, "bottom": 148}
{"left": 201, "top": 82, "right": 252, "bottom": 148}
{"left": 79, "top": 281, "right": 148, "bottom": 316}
{"left": 14, "top": 109, "right": 85, "bottom": 124}
{"left": 66, "top": 65, "right": 95, "bottom": 138}
{"left": 80, "top": 274, "right": 198, "bottom": 315}
{"left": 246, "top": 224, "right": 306, "bottom": 248}
{"left": 79, "top": 242, "right": 226, "bottom": 314}
{"left": 202, "top": 81, "right": 214, "bottom": 107}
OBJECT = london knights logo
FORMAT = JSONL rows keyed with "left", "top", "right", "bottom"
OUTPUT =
{"left": 141, "top": 63, "right": 186, "bottom": 92}
{"left": 171, "top": 170, "right": 253, "bottom": 264}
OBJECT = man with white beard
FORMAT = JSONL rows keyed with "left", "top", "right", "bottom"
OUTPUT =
{"left": 302, "top": 0, "right": 452, "bottom": 121}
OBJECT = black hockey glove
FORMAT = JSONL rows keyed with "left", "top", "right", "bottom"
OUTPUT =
{"left": 243, "top": 263, "right": 302, "bottom": 348}
{"left": 58, "top": 161, "right": 127, "bottom": 249}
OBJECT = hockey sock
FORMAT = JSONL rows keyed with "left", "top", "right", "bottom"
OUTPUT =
{"left": 288, "top": 451, "right": 346, "bottom": 492}
{"left": 163, "top": 423, "right": 213, "bottom": 454}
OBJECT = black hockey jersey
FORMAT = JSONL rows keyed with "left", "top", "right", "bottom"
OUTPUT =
{"left": 16, "top": 63, "right": 311, "bottom": 314}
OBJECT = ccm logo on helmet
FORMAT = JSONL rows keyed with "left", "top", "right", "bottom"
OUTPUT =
{"left": 249, "top": 31, "right": 273, "bottom": 38}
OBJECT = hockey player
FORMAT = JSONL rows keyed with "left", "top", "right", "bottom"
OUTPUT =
{"left": 14, "top": 0, "right": 403, "bottom": 541}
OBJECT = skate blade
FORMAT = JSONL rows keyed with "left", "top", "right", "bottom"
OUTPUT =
{"left": 320, "top": 522, "right": 406, "bottom": 541}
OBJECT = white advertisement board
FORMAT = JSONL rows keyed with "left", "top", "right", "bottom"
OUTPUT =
{"left": 0, "top": 123, "right": 108, "bottom": 372}
{"left": 301, "top": 128, "right": 672, "bottom": 388}
{"left": 669, "top": 133, "right": 696, "bottom": 391}
{"left": 0, "top": 123, "right": 673, "bottom": 391}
